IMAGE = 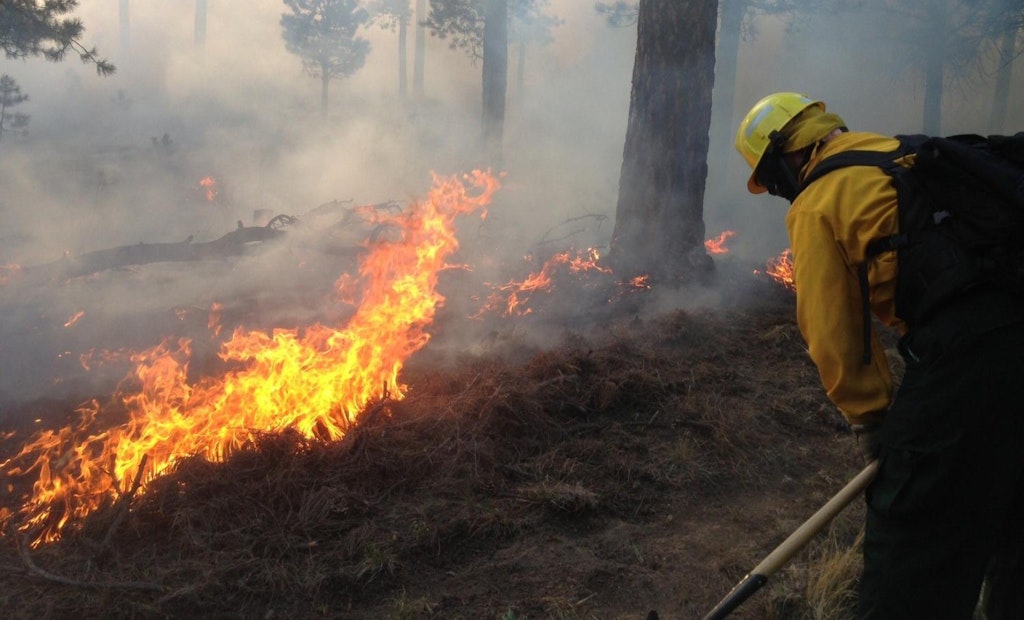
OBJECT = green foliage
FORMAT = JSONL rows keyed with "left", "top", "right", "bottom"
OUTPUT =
{"left": 426, "top": 0, "right": 557, "bottom": 60}
{"left": 0, "top": 0, "right": 113, "bottom": 75}
{"left": 0, "top": 74, "right": 30, "bottom": 144}
{"left": 367, "top": 0, "right": 413, "bottom": 31}
{"left": 595, "top": 1, "right": 638, "bottom": 28}
{"left": 280, "top": 0, "right": 372, "bottom": 80}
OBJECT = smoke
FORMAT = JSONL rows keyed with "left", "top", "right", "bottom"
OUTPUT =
{"left": 1, "top": 1, "right": 1021, "bottom": 404}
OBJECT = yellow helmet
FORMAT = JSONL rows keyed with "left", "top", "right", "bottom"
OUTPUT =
{"left": 735, "top": 92, "right": 825, "bottom": 194}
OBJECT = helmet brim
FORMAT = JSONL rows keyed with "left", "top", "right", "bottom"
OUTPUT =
{"left": 747, "top": 171, "right": 768, "bottom": 195}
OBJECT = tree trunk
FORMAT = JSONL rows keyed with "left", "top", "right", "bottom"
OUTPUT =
{"left": 194, "top": 0, "right": 208, "bottom": 51}
{"left": 609, "top": 0, "right": 718, "bottom": 284}
{"left": 708, "top": 0, "right": 744, "bottom": 179}
{"left": 119, "top": 0, "right": 130, "bottom": 57}
{"left": 321, "top": 71, "right": 330, "bottom": 118}
{"left": 398, "top": 11, "right": 409, "bottom": 100}
{"left": 414, "top": 0, "right": 426, "bottom": 99}
{"left": 481, "top": 0, "right": 508, "bottom": 168}
{"left": 517, "top": 37, "right": 526, "bottom": 101}
{"left": 921, "top": 0, "right": 947, "bottom": 134}
{"left": 989, "top": 22, "right": 1017, "bottom": 134}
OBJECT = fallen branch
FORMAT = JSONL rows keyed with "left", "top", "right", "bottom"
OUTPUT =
{"left": 26, "top": 223, "right": 286, "bottom": 282}
{"left": 99, "top": 454, "right": 149, "bottom": 552}
{"left": 11, "top": 527, "right": 163, "bottom": 592}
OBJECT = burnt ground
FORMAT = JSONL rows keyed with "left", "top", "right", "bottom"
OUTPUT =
{"left": 0, "top": 262, "right": 891, "bottom": 619}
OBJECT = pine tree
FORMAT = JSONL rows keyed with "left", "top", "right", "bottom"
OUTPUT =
{"left": 0, "top": 0, "right": 113, "bottom": 74}
{"left": 281, "top": 0, "right": 372, "bottom": 118}
{"left": 0, "top": 75, "right": 30, "bottom": 144}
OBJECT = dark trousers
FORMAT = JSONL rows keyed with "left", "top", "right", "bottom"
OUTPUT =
{"left": 857, "top": 292, "right": 1024, "bottom": 620}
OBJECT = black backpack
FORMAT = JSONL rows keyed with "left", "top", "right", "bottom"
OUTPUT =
{"left": 800, "top": 132, "right": 1024, "bottom": 363}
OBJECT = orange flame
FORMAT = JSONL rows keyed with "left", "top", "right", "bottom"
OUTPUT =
{"left": 477, "top": 247, "right": 612, "bottom": 317}
{"left": 1, "top": 170, "right": 500, "bottom": 545}
{"left": 756, "top": 249, "right": 795, "bottom": 291}
{"left": 704, "top": 230, "right": 736, "bottom": 255}
{"left": 208, "top": 302, "right": 223, "bottom": 337}
{"left": 63, "top": 311, "right": 86, "bottom": 328}
{"left": 78, "top": 347, "right": 135, "bottom": 372}
{"left": 199, "top": 176, "right": 218, "bottom": 201}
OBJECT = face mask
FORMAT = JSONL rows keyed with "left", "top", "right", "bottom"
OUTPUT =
{"left": 755, "top": 131, "right": 802, "bottom": 203}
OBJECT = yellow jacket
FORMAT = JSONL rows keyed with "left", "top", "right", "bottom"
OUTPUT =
{"left": 786, "top": 131, "right": 910, "bottom": 425}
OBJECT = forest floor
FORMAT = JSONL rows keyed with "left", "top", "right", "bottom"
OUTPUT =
{"left": 0, "top": 261, "right": 886, "bottom": 619}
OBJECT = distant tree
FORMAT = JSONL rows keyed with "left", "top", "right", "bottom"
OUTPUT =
{"left": 426, "top": 0, "right": 557, "bottom": 163}
{"left": 368, "top": 0, "right": 413, "bottom": 98}
{"left": 195, "top": 0, "right": 208, "bottom": 50}
{"left": 983, "top": 1, "right": 1023, "bottom": 133}
{"left": 0, "top": 0, "right": 114, "bottom": 74}
{"left": 510, "top": 0, "right": 559, "bottom": 98}
{"left": 119, "top": 0, "right": 129, "bottom": 55}
{"left": 413, "top": 0, "right": 427, "bottom": 98}
{"left": 595, "top": 1, "right": 638, "bottom": 27}
{"left": 281, "top": 0, "right": 371, "bottom": 117}
{"left": 0, "top": 75, "right": 30, "bottom": 144}
{"left": 609, "top": 0, "right": 718, "bottom": 283}
{"left": 820, "top": 0, "right": 1019, "bottom": 134}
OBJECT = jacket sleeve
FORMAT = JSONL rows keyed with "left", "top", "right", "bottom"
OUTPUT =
{"left": 787, "top": 207, "right": 894, "bottom": 425}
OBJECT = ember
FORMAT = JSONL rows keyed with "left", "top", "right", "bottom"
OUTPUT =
{"left": 63, "top": 311, "right": 85, "bottom": 328}
{"left": 198, "top": 176, "right": 218, "bottom": 201}
{"left": 0, "top": 170, "right": 499, "bottom": 546}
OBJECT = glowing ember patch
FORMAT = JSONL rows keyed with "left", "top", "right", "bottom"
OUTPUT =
{"left": 78, "top": 347, "right": 134, "bottom": 372}
{"left": 0, "top": 263, "right": 22, "bottom": 285}
{"left": 208, "top": 302, "right": 223, "bottom": 337}
{"left": 0, "top": 170, "right": 500, "bottom": 546}
{"left": 756, "top": 249, "right": 795, "bottom": 291}
{"left": 199, "top": 176, "right": 218, "bottom": 201}
{"left": 63, "top": 311, "right": 85, "bottom": 328}
{"left": 475, "top": 247, "right": 612, "bottom": 317}
{"left": 704, "top": 230, "right": 736, "bottom": 255}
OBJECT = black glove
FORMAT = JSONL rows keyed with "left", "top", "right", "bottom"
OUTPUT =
{"left": 851, "top": 422, "right": 882, "bottom": 463}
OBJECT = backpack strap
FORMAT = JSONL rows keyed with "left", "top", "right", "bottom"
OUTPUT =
{"left": 798, "top": 136, "right": 925, "bottom": 365}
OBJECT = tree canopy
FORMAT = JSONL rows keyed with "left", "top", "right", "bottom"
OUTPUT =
{"left": 0, "top": 0, "right": 113, "bottom": 74}
{"left": 281, "top": 0, "right": 372, "bottom": 114}
{"left": 426, "top": 0, "right": 556, "bottom": 60}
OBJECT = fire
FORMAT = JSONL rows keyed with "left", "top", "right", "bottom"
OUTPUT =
{"left": 78, "top": 347, "right": 134, "bottom": 372}
{"left": 757, "top": 249, "right": 795, "bottom": 291}
{"left": 64, "top": 311, "right": 86, "bottom": 328}
{"left": 199, "top": 176, "right": 218, "bottom": 201}
{"left": 476, "top": 247, "right": 612, "bottom": 317}
{"left": 208, "top": 302, "right": 223, "bottom": 337}
{"left": 0, "top": 263, "right": 23, "bottom": 285}
{"left": 704, "top": 230, "right": 736, "bottom": 255}
{"left": 0, "top": 170, "right": 500, "bottom": 545}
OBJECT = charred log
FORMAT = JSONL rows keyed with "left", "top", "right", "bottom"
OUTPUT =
{"left": 25, "top": 223, "right": 287, "bottom": 282}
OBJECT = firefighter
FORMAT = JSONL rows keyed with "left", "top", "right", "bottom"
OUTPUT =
{"left": 735, "top": 92, "right": 1024, "bottom": 619}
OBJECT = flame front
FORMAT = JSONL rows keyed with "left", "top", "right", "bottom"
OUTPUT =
{"left": 757, "top": 249, "right": 795, "bottom": 291}
{"left": 1, "top": 170, "right": 500, "bottom": 545}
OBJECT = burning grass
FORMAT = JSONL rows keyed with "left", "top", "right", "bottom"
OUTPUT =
{"left": 0, "top": 275, "right": 870, "bottom": 618}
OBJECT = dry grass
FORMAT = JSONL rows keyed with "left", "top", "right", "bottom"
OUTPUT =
{"left": 0, "top": 271, "right": 864, "bottom": 618}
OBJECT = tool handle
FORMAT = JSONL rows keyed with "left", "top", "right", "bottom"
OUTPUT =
{"left": 701, "top": 573, "right": 768, "bottom": 620}
{"left": 751, "top": 460, "right": 877, "bottom": 576}
{"left": 701, "top": 460, "right": 879, "bottom": 619}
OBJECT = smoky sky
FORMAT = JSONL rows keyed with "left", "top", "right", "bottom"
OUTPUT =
{"left": 1, "top": 1, "right": 1021, "bottom": 403}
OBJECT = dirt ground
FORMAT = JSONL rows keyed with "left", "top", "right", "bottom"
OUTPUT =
{"left": 0, "top": 263, "right": 878, "bottom": 619}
